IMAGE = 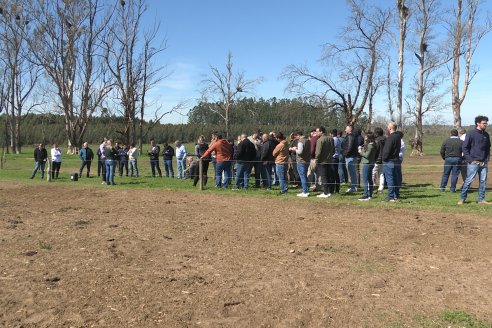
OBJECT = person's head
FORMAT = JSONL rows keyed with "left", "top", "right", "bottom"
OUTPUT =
{"left": 197, "top": 135, "right": 205, "bottom": 143}
{"left": 387, "top": 122, "right": 397, "bottom": 133}
{"left": 458, "top": 128, "right": 466, "bottom": 136}
{"left": 53, "top": 143, "right": 58, "bottom": 148}
{"left": 240, "top": 133, "right": 248, "bottom": 141}
{"left": 150, "top": 139, "right": 155, "bottom": 146}
{"left": 130, "top": 143, "right": 135, "bottom": 148}
{"left": 175, "top": 140, "right": 181, "bottom": 147}
{"left": 331, "top": 129, "right": 338, "bottom": 137}
{"left": 374, "top": 127, "right": 384, "bottom": 137}
{"left": 251, "top": 130, "right": 259, "bottom": 138}
{"left": 337, "top": 130, "right": 343, "bottom": 137}
{"left": 106, "top": 140, "right": 112, "bottom": 149}
{"left": 365, "top": 131, "right": 375, "bottom": 143}
{"left": 186, "top": 156, "right": 194, "bottom": 165}
{"left": 309, "top": 129, "right": 317, "bottom": 138}
{"left": 275, "top": 132, "right": 286, "bottom": 141}
{"left": 450, "top": 129, "right": 458, "bottom": 137}
{"left": 103, "top": 137, "right": 108, "bottom": 143}
{"left": 262, "top": 133, "right": 268, "bottom": 142}
{"left": 316, "top": 126, "right": 327, "bottom": 135}
{"left": 83, "top": 142, "right": 88, "bottom": 148}
{"left": 38, "top": 143, "right": 43, "bottom": 149}
{"left": 345, "top": 125, "right": 353, "bottom": 135}
{"left": 475, "top": 115, "right": 489, "bottom": 131}
{"left": 215, "top": 133, "right": 223, "bottom": 140}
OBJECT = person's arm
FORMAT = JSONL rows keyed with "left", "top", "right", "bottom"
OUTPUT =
{"left": 440, "top": 140, "right": 446, "bottom": 160}
{"left": 296, "top": 141, "right": 304, "bottom": 155}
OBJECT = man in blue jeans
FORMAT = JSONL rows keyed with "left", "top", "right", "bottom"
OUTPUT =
{"left": 458, "top": 115, "right": 491, "bottom": 205}
{"left": 382, "top": 122, "right": 402, "bottom": 202}
{"left": 439, "top": 129, "right": 463, "bottom": 192}
{"left": 343, "top": 125, "right": 359, "bottom": 193}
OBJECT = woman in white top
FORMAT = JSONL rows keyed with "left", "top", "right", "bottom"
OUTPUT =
{"left": 50, "top": 143, "right": 62, "bottom": 179}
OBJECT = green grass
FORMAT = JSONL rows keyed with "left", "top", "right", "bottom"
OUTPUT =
{"left": 1, "top": 143, "right": 491, "bottom": 217}
{"left": 406, "top": 310, "right": 492, "bottom": 328}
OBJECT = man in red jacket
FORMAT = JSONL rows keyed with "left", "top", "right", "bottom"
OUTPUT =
{"left": 199, "top": 133, "right": 233, "bottom": 188}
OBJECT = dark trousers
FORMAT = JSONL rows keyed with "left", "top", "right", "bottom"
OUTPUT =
{"left": 51, "top": 162, "right": 61, "bottom": 179}
{"left": 119, "top": 160, "right": 129, "bottom": 176}
{"left": 79, "top": 160, "right": 92, "bottom": 177}
{"left": 194, "top": 160, "right": 209, "bottom": 187}
{"left": 150, "top": 159, "right": 162, "bottom": 177}
{"left": 331, "top": 158, "right": 340, "bottom": 193}
{"left": 317, "top": 162, "right": 335, "bottom": 195}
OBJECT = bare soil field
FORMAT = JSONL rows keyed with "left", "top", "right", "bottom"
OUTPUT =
{"left": 1, "top": 182, "right": 491, "bottom": 327}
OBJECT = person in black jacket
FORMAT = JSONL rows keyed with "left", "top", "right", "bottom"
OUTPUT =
{"left": 148, "top": 139, "right": 162, "bottom": 177}
{"left": 343, "top": 125, "right": 359, "bottom": 193}
{"left": 162, "top": 142, "right": 175, "bottom": 178}
{"left": 30, "top": 143, "right": 48, "bottom": 179}
{"left": 372, "top": 127, "right": 386, "bottom": 194}
{"left": 260, "top": 133, "right": 277, "bottom": 190}
{"left": 382, "top": 122, "right": 402, "bottom": 201}
{"left": 79, "top": 142, "right": 94, "bottom": 178}
{"left": 439, "top": 129, "right": 463, "bottom": 192}
{"left": 233, "top": 134, "right": 257, "bottom": 190}
{"left": 194, "top": 135, "right": 210, "bottom": 186}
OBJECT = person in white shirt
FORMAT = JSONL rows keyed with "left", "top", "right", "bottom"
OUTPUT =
{"left": 175, "top": 140, "right": 187, "bottom": 179}
{"left": 128, "top": 144, "right": 139, "bottom": 177}
{"left": 50, "top": 143, "right": 62, "bottom": 179}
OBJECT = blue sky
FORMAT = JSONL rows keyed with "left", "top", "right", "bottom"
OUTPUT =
{"left": 144, "top": 0, "right": 492, "bottom": 126}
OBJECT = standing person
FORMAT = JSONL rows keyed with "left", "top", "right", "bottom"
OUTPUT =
{"left": 247, "top": 130, "right": 262, "bottom": 188}
{"left": 458, "top": 115, "right": 491, "bottom": 205}
{"left": 194, "top": 135, "right": 210, "bottom": 186}
{"left": 175, "top": 141, "right": 187, "bottom": 179}
{"left": 260, "top": 133, "right": 276, "bottom": 190}
{"left": 117, "top": 144, "right": 129, "bottom": 176}
{"left": 30, "top": 143, "right": 48, "bottom": 179}
{"left": 128, "top": 144, "right": 139, "bottom": 177}
{"left": 233, "top": 133, "right": 256, "bottom": 190}
{"left": 382, "top": 122, "right": 402, "bottom": 202}
{"left": 337, "top": 130, "right": 348, "bottom": 184}
{"left": 458, "top": 128, "right": 467, "bottom": 182}
{"left": 50, "top": 143, "right": 62, "bottom": 179}
{"left": 439, "top": 129, "right": 463, "bottom": 192}
{"left": 79, "top": 142, "right": 94, "bottom": 178}
{"left": 99, "top": 137, "right": 108, "bottom": 183}
{"left": 343, "top": 125, "right": 359, "bottom": 193}
{"left": 162, "top": 143, "right": 175, "bottom": 178}
{"left": 113, "top": 142, "right": 121, "bottom": 173}
{"left": 315, "top": 126, "right": 335, "bottom": 198}
{"left": 359, "top": 132, "right": 377, "bottom": 201}
{"left": 354, "top": 127, "right": 364, "bottom": 188}
{"left": 198, "top": 133, "right": 233, "bottom": 188}
{"left": 372, "top": 127, "right": 386, "bottom": 195}
{"left": 288, "top": 132, "right": 301, "bottom": 186}
{"left": 272, "top": 132, "right": 289, "bottom": 194}
{"left": 330, "top": 129, "right": 341, "bottom": 193}
{"left": 289, "top": 131, "right": 311, "bottom": 197}
{"left": 104, "top": 140, "right": 118, "bottom": 185}
{"left": 307, "top": 129, "right": 320, "bottom": 191}
{"left": 148, "top": 139, "right": 162, "bottom": 177}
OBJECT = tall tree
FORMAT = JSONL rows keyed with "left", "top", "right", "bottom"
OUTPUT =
{"left": 396, "top": 0, "right": 410, "bottom": 129}
{"left": 282, "top": 0, "right": 391, "bottom": 126}
{"left": 450, "top": 0, "right": 491, "bottom": 129}
{"left": 200, "top": 51, "right": 261, "bottom": 139}
{"left": 27, "top": 0, "right": 112, "bottom": 151}
{"left": 103, "top": 0, "right": 167, "bottom": 147}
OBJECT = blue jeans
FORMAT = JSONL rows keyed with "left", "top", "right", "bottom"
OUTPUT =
{"left": 460, "top": 162, "right": 488, "bottom": 202}
{"left": 440, "top": 157, "right": 461, "bottom": 192}
{"left": 177, "top": 158, "right": 186, "bottom": 179}
{"left": 383, "top": 160, "right": 402, "bottom": 199}
{"left": 235, "top": 162, "right": 251, "bottom": 189}
{"left": 150, "top": 159, "right": 162, "bottom": 177}
{"left": 361, "top": 163, "right": 375, "bottom": 197}
{"left": 297, "top": 162, "right": 309, "bottom": 194}
{"left": 345, "top": 156, "right": 358, "bottom": 190}
{"left": 338, "top": 155, "right": 347, "bottom": 183}
{"left": 32, "top": 161, "right": 46, "bottom": 178}
{"left": 276, "top": 163, "right": 288, "bottom": 193}
{"left": 105, "top": 159, "right": 115, "bottom": 184}
{"left": 129, "top": 159, "right": 139, "bottom": 177}
{"left": 215, "top": 161, "right": 232, "bottom": 188}
{"left": 164, "top": 159, "right": 174, "bottom": 177}
{"left": 261, "top": 163, "right": 272, "bottom": 189}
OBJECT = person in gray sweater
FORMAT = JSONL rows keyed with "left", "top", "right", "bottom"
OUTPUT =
{"left": 439, "top": 129, "right": 463, "bottom": 192}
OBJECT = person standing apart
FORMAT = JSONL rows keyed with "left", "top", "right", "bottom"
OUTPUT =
{"left": 50, "top": 143, "right": 62, "bottom": 179}
{"left": 79, "top": 142, "right": 94, "bottom": 178}
{"left": 175, "top": 141, "right": 187, "bottom": 179}
{"left": 272, "top": 132, "right": 289, "bottom": 195}
{"left": 458, "top": 115, "right": 491, "bottom": 205}
{"left": 128, "top": 144, "right": 139, "bottom": 177}
{"left": 31, "top": 143, "right": 48, "bottom": 179}
{"left": 382, "top": 122, "right": 402, "bottom": 202}
{"left": 439, "top": 129, "right": 463, "bottom": 192}
{"left": 162, "top": 143, "right": 175, "bottom": 178}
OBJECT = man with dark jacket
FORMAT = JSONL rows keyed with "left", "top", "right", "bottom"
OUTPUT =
{"left": 148, "top": 139, "right": 162, "bottom": 177}
{"left": 79, "top": 142, "right": 94, "bottom": 178}
{"left": 30, "top": 143, "right": 48, "bottom": 179}
{"left": 382, "top": 122, "right": 402, "bottom": 201}
{"left": 343, "top": 125, "right": 359, "bottom": 193}
{"left": 372, "top": 127, "right": 386, "bottom": 194}
{"left": 234, "top": 134, "right": 257, "bottom": 190}
{"left": 439, "top": 129, "right": 463, "bottom": 192}
{"left": 315, "top": 126, "right": 335, "bottom": 197}
{"left": 260, "top": 133, "right": 277, "bottom": 189}
{"left": 458, "top": 115, "right": 491, "bottom": 205}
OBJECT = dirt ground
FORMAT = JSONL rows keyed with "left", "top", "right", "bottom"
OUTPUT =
{"left": 1, "top": 182, "right": 491, "bottom": 327}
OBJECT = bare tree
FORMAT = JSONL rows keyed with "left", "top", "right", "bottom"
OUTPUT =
{"left": 449, "top": 0, "right": 491, "bottom": 129}
{"left": 282, "top": 0, "right": 391, "bottom": 126}
{"left": 201, "top": 51, "right": 261, "bottom": 139}
{"left": 396, "top": 0, "right": 410, "bottom": 129}
{"left": 0, "top": 1, "right": 41, "bottom": 153}
{"left": 27, "top": 0, "right": 113, "bottom": 151}
{"left": 103, "top": 0, "right": 168, "bottom": 147}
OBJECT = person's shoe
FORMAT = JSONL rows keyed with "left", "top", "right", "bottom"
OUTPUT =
{"left": 30, "top": 176, "right": 34, "bottom": 179}
{"left": 346, "top": 188, "right": 356, "bottom": 193}
{"left": 457, "top": 199, "right": 465, "bottom": 205}
{"left": 383, "top": 197, "right": 394, "bottom": 202}
{"left": 478, "top": 200, "right": 492, "bottom": 205}
{"left": 101, "top": 182, "right": 106, "bottom": 185}
{"left": 317, "top": 193, "right": 331, "bottom": 198}
{"left": 389, "top": 197, "right": 400, "bottom": 202}
{"left": 297, "top": 192, "right": 309, "bottom": 197}
{"left": 232, "top": 187, "right": 240, "bottom": 191}
{"left": 358, "top": 196, "right": 371, "bottom": 201}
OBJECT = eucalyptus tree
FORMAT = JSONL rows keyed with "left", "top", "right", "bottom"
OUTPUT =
{"left": 27, "top": 0, "right": 113, "bottom": 151}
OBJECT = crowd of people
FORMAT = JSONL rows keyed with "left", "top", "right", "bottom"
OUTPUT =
{"left": 29, "top": 115, "right": 490, "bottom": 204}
